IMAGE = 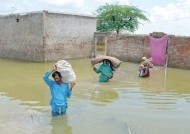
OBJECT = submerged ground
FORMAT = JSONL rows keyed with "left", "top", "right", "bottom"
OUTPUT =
{"left": 0, "top": 58, "right": 190, "bottom": 134}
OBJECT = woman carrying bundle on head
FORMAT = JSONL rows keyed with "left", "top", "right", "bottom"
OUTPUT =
{"left": 91, "top": 55, "right": 122, "bottom": 82}
{"left": 93, "top": 59, "right": 114, "bottom": 82}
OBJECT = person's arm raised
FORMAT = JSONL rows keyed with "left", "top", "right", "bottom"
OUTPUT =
{"left": 69, "top": 82, "right": 75, "bottom": 91}
{"left": 43, "top": 65, "right": 57, "bottom": 86}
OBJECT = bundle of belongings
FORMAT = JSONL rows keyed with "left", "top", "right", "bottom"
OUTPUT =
{"left": 55, "top": 60, "right": 76, "bottom": 83}
{"left": 91, "top": 55, "right": 122, "bottom": 71}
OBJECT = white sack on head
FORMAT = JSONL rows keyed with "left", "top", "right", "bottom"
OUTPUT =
{"left": 55, "top": 60, "right": 76, "bottom": 83}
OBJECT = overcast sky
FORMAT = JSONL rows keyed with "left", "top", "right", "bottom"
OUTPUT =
{"left": 0, "top": 0, "right": 190, "bottom": 36}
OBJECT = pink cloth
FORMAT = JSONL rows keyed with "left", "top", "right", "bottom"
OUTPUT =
{"left": 149, "top": 35, "right": 168, "bottom": 65}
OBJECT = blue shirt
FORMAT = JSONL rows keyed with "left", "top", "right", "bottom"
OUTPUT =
{"left": 43, "top": 71, "right": 72, "bottom": 106}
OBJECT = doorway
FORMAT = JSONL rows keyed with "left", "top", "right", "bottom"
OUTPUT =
{"left": 94, "top": 32, "right": 107, "bottom": 57}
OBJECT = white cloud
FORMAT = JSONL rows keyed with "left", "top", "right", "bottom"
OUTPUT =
{"left": 135, "top": 0, "right": 190, "bottom": 36}
{"left": 96, "top": 0, "right": 130, "bottom": 5}
{"left": 0, "top": 0, "right": 189, "bottom": 36}
{"left": 40, "top": 0, "right": 71, "bottom": 5}
{"left": 39, "top": 0, "right": 84, "bottom": 7}
{"left": 75, "top": 0, "right": 84, "bottom": 8}
{"left": 150, "top": 0, "right": 190, "bottom": 22}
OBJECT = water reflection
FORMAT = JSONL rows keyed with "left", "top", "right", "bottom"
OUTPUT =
{"left": 139, "top": 67, "right": 167, "bottom": 91}
{"left": 1, "top": 58, "right": 190, "bottom": 134}
{"left": 51, "top": 115, "right": 72, "bottom": 134}
{"left": 139, "top": 66, "right": 190, "bottom": 93}
{"left": 0, "top": 58, "right": 52, "bottom": 107}
{"left": 90, "top": 88, "right": 119, "bottom": 106}
{"left": 0, "top": 92, "right": 51, "bottom": 134}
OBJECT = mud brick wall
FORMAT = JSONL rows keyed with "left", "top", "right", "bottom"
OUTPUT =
{"left": 106, "top": 33, "right": 190, "bottom": 69}
{"left": 168, "top": 36, "right": 190, "bottom": 69}
{"left": 106, "top": 34, "right": 150, "bottom": 63}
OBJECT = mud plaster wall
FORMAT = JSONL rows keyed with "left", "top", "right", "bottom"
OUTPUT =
{"left": 0, "top": 13, "right": 44, "bottom": 62}
{"left": 43, "top": 12, "right": 96, "bottom": 61}
{"left": 0, "top": 11, "right": 96, "bottom": 62}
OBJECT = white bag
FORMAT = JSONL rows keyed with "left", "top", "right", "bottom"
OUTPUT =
{"left": 55, "top": 60, "right": 76, "bottom": 83}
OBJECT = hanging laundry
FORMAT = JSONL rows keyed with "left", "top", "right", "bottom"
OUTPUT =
{"left": 149, "top": 34, "right": 168, "bottom": 65}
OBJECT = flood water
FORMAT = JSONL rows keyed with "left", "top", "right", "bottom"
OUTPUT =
{"left": 0, "top": 58, "right": 190, "bottom": 134}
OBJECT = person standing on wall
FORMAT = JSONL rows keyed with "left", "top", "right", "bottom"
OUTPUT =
{"left": 43, "top": 65, "right": 75, "bottom": 116}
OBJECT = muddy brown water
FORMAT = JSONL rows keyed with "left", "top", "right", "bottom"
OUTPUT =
{"left": 0, "top": 58, "right": 190, "bottom": 134}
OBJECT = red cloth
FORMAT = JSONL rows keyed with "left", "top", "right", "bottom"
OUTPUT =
{"left": 145, "top": 70, "right": 150, "bottom": 77}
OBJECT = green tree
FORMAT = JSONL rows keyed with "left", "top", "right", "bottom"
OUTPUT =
{"left": 96, "top": 3, "right": 149, "bottom": 34}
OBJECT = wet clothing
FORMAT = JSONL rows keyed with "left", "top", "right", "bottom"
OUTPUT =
{"left": 43, "top": 71, "right": 72, "bottom": 115}
{"left": 139, "top": 62, "right": 153, "bottom": 77}
{"left": 139, "top": 69, "right": 150, "bottom": 77}
{"left": 95, "top": 63, "right": 113, "bottom": 82}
